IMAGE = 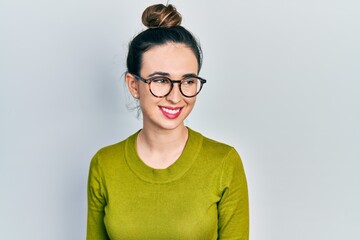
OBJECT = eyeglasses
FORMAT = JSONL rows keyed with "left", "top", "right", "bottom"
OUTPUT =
{"left": 132, "top": 74, "right": 207, "bottom": 98}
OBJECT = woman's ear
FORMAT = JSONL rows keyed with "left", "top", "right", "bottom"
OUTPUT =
{"left": 125, "top": 73, "right": 140, "bottom": 99}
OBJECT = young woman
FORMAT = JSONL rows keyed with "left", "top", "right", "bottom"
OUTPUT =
{"left": 87, "top": 4, "right": 249, "bottom": 239}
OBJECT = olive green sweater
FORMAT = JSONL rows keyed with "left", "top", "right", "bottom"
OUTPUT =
{"left": 87, "top": 128, "right": 249, "bottom": 239}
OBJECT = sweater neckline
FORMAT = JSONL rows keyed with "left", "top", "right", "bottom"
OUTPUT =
{"left": 125, "top": 127, "right": 203, "bottom": 184}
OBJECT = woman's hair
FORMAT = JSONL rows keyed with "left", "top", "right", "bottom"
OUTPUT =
{"left": 126, "top": 4, "right": 203, "bottom": 75}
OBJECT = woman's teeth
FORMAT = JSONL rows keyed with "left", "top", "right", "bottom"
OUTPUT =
{"left": 161, "top": 107, "right": 180, "bottom": 114}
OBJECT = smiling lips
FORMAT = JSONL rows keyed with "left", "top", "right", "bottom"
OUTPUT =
{"left": 159, "top": 106, "right": 183, "bottom": 119}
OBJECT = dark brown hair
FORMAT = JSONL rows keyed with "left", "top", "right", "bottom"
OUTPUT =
{"left": 126, "top": 4, "right": 202, "bottom": 75}
{"left": 142, "top": 4, "right": 182, "bottom": 28}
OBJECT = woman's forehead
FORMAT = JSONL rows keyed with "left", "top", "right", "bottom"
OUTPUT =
{"left": 141, "top": 43, "right": 198, "bottom": 77}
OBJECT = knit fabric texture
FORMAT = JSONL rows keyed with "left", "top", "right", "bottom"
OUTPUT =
{"left": 87, "top": 128, "right": 249, "bottom": 239}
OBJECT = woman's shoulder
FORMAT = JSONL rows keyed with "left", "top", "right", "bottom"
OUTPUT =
{"left": 188, "top": 127, "right": 240, "bottom": 159}
{"left": 189, "top": 127, "right": 234, "bottom": 149}
{"left": 90, "top": 131, "right": 139, "bottom": 165}
{"left": 188, "top": 128, "right": 244, "bottom": 178}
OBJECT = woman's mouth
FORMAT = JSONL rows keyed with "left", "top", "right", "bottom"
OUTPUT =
{"left": 159, "top": 106, "right": 183, "bottom": 119}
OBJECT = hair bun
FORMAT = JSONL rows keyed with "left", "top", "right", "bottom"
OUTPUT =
{"left": 142, "top": 4, "right": 182, "bottom": 28}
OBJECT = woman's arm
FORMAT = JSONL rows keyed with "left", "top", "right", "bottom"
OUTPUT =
{"left": 218, "top": 148, "right": 249, "bottom": 240}
{"left": 87, "top": 154, "right": 110, "bottom": 240}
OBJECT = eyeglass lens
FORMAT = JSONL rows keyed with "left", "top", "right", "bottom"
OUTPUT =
{"left": 150, "top": 77, "right": 202, "bottom": 97}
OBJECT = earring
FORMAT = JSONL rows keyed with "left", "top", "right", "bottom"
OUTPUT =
{"left": 133, "top": 94, "right": 138, "bottom": 98}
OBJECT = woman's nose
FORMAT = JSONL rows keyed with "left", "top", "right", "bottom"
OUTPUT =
{"left": 165, "top": 83, "right": 182, "bottom": 103}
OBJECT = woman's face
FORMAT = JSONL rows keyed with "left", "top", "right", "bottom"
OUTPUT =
{"left": 127, "top": 43, "right": 199, "bottom": 132}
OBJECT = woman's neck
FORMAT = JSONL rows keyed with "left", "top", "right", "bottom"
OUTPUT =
{"left": 136, "top": 124, "right": 189, "bottom": 169}
{"left": 138, "top": 124, "right": 188, "bottom": 152}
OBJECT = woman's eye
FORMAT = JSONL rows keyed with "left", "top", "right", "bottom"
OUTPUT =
{"left": 183, "top": 78, "right": 196, "bottom": 85}
{"left": 153, "top": 78, "right": 169, "bottom": 84}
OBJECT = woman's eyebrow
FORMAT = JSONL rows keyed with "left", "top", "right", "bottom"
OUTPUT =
{"left": 147, "top": 72, "right": 198, "bottom": 78}
{"left": 148, "top": 72, "right": 169, "bottom": 77}
{"left": 182, "top": 73, "right": 198, "bottom": 78}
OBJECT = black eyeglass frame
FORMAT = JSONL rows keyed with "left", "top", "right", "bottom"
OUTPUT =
{"left": 132, "top": 74, "right": 207, "bottom": 98}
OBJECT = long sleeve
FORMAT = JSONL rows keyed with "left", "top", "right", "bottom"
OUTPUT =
{"left": 85, "top": 129, "right": 249, "bottom": 239}
{"left": 87, "top": 153, "right": 110, "bottom": 240}
{"left": 218, "top": 148, "right": 249, "bottom": 240}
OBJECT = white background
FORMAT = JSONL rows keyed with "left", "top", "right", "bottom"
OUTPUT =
{"left": 1, "top": 0, "right": 359, "bottom": 239}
